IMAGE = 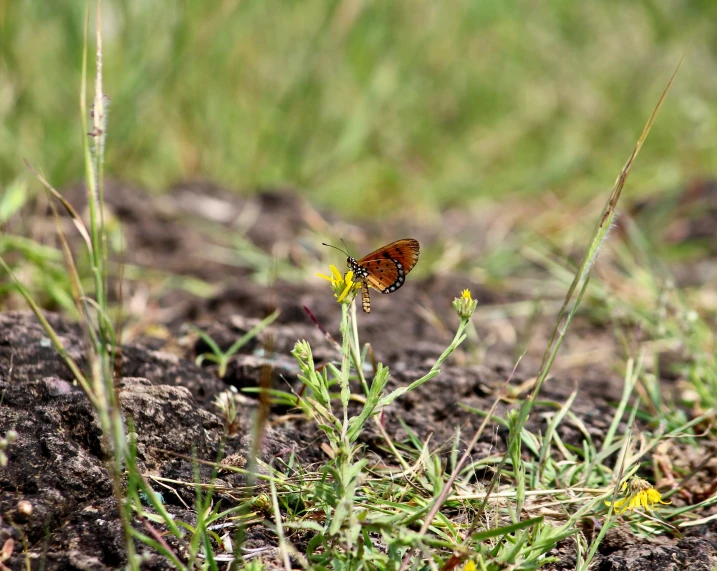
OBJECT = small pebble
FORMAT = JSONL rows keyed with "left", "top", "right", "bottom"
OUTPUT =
{"left": 17, "top": 500, "right": 32, "bottom": 516}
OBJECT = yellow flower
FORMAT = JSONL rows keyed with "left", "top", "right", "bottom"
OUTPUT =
{"left": 605, "top": 477, "right": 671, "bottom": 514}
{"left": 462, "top": 562, "right": 476, "bottom": 571}
{"left": 453, "top": 288, "right": 478, "bottom": 319}
{"left": 317, "top": 264, "right": 361, "bottom": 304}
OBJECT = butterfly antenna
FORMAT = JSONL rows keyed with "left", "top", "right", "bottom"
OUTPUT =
{"left": 322, "top": 241, "right": 350, "bottom": 257}
{"left": 340, "top": 238, "right": 351, "bottom": 258}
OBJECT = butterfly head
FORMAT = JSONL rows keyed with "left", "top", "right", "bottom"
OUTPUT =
{"left": 347, "top": 256, "right": 369, "bottom": 279}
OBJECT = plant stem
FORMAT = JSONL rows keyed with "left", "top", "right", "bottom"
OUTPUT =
{"left": 339, "top": 302, "right": 352, "bottom": 435}
{"left": 349, "top": 300, "right": 370, "bottom": 397}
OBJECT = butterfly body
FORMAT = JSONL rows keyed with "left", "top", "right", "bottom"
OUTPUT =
{"left": 346, "top": 238, "right": 419, "bottom": 313}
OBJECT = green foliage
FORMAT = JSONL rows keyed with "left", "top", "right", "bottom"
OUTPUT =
{"left": 3, "top": 1, "right": 716, "bottom": 215}
{"left": 277, "top": 292, "right": 579, "bottom": 568}
{"left": 193, "top": 309, "right": 281, "bottom": 378}
{"left": 0, "top": 180, "right": 28, "bottom": 224}
{"left": 0, "top": 235, "right": 77, "bottom": 314}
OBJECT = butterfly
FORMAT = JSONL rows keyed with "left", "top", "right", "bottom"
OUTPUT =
{"left": 324, "top": 238, "right": 420, "bottom": 313}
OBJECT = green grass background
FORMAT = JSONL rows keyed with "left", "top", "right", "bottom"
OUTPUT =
{"left": 1, "top": 1, "right": 715, "bottom": 216}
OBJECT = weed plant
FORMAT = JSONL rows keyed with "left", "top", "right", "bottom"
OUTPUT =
{"left": 0, "top": 10, "right": 142, "bottom": 568}
{"left": 192, "top": 309, "right": 281, "bottom": 378}
{"left": 0, "top": 5, "right": 243, "bottom": 569}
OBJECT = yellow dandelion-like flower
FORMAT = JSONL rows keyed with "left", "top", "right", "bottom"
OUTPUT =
{"left": 317, "top": 264, "right": 361, "bottom": 304}
{"left": 453, "top": 288, "right": 478, "bottom": 319}
{"left": 462, "top": 561, "right": 477, "bottom": 571}
{"left": 605, "top": 477, "right": 671, "bottom": 514}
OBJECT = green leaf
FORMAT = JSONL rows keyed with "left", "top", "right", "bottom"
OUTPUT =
{"left": 0, "top": 180, "right": 28, "bottom": 224}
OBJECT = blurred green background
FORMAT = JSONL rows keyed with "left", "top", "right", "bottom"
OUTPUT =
{"left": 1, "top": 1, "right": 715, "bottom": 216}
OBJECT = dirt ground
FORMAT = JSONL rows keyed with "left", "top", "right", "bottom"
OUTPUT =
{"left": 1, "top": 182, "right": 716, "bottom": 569}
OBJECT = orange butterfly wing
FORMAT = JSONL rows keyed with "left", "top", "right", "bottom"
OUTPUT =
{"left": 357, "top": 238, "right": 419, "bottom": 294}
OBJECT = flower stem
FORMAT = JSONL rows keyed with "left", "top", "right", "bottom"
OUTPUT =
{"left": 349, "top": 300, "right": 370, "bottom": 397}
{"left": 339, "top": 302, "right": 351, "bottom": 436}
